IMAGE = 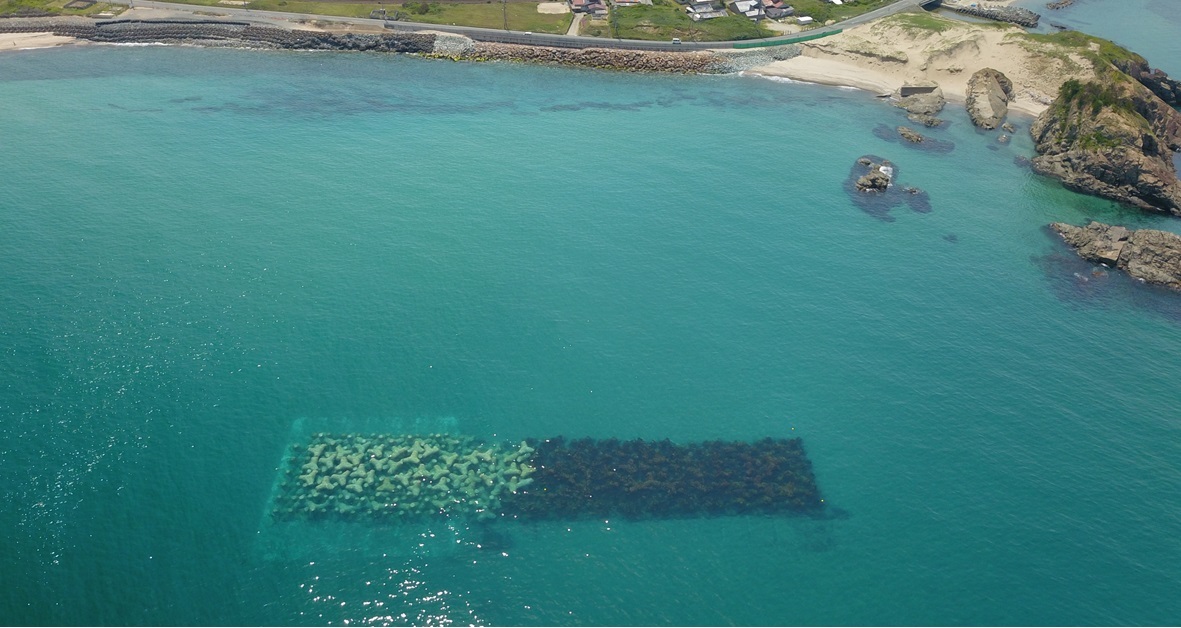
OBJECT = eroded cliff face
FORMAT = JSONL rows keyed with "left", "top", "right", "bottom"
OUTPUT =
{"left": 1051, "top": 221, "right": 1181, "bottom": 290}
{"left": 1031, "top": 75, "right": 1181, "bottom": 216}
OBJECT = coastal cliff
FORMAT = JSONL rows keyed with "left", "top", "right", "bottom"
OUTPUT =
{"left": 1051, "top": 221, "right": 1181, "bottom": 290}
{"left": 1031, "top": 75, "right": 1181, "bottom": 215}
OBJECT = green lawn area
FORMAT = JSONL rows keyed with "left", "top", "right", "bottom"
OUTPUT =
{"left": 581, "top": 0, "right": 772, "bottom": 42}
{"left": 390, "top": 2, "right": 572, "bottom": 32}
{"left": 789, "top": 0, "right": 892, "bottom": 24}
{"left": 0, "top": 0, "right": 124, "bottom": 16}
{"left": 153, "top": 0, "right": 570, "bottom": 33}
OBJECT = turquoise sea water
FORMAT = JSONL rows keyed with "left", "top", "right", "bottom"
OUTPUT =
{"left": 2, "top": 41, "right": 1181, "bottom": 626}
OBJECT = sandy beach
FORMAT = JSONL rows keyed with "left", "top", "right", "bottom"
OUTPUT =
{"left": 0, "top": 32, "right": 80, "bottom": 51}
{"left": 748, "top": 10, "right": 1092, "bottom": 117}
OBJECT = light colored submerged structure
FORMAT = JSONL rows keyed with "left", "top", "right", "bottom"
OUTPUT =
{"left": 272, "top": 432, "right": 535, "bottom": 523}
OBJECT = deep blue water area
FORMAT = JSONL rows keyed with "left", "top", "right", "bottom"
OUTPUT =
{"left": 2, "top": 45, "right": 1181, "bottom": 625}
{"left": 1015, "top": 0, "right": 1181, "bottom": 76}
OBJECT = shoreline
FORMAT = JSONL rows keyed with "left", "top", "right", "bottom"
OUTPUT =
{"left": 744, "top": 55, "right": 1047, "bottom": 118}
{"left": 0, "top": 3, "right": 1089, "bottom": 119}
{"left": 0, "top": 31, "right": 81, "bottom": 51}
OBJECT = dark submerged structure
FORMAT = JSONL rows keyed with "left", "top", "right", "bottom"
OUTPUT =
{"left": 502, "top": 436, "right": 822, "bottom": 520}
{"left": 270, "top": 434, "right": 824, "bottom": 523}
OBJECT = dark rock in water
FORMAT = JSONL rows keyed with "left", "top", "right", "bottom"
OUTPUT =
{"left": 966, "top": 68, "right": 1013, "bottom": 130}
{"left": 1013, "top": 155, "right": 1033, "bottom": 169}
{"left": 1036, "top": 226, "right": 1181, "bottom": 323}
{"left": 856, "top": 169, "right": 891, "bottom": 192}
{"left": 898, "top": 126, "right": 925, "bottom": 143}
{"left": 872, "top": 123, "right": 955, "bottom": 153}
{"left": 997, "top": 133, "right": 1011, "bottom": 144}
{"left": 904, "top": 187, "right": 932, "bottom": 213}
{"left": 846, "top": 155, "right": 932, "bottom": 220}
{"left": 1051, "top": 221, "right": 1181, "bottom": 290}
{"left": 907, "top": 113, "right": 946, "bottom": 128}
{"left": 943, "top": 233, "right": 959, "bottom": 243}
{"left": 1002, "top": 122, "right": 1017, "bottom": 134}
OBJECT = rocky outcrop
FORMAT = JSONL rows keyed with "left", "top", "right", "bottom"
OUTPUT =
{"left": 897, "top": 126, "right": 925, "bottom": 143}
{"left": 965, "top": 68, "right": 1013, "bottom": 129}
{"left": 846, "top": 155, "right": 931, "bottom": 220}
{"left": 1114, "top": 58, "right": 1181, "bottom": 107}
{"left": 1031, "top": 77, "right": 1181, "bottom": 215}
{"left": 892, "top": 83, "right": 946, "bottom": 116}
{"left": 907, "top": 113, "right": 945, "bottom": 128}
{"left": 1051, "top": 221, "right": 1181, "bottom": 290}
{"left": 855, "top": 158, "right": 893, "bottom": 192}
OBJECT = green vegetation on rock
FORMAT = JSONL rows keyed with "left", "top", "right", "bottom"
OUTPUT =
{"left": 1022, "top": 30, "right": 1146, "bottom": 71}
{"left": 789, "top": 0, "right": 890, "bottom": 24}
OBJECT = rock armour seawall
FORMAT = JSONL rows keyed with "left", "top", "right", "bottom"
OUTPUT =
{"left": 0, "top": 17, "right": 749, "bottom": 73}
{"left": 0, "top": 17, "right": 438, "bottom": 52}
{"left": 463, "top": 41, "right": 726, "bottom": 73}
{"left": 946, "top": 3, "right": 1039, "bottom": 27}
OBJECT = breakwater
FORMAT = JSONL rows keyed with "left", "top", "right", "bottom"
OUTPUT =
{"left": 462, "top": 41, "right": 726, "bottom": 73}
{"left": 945, "top": 2, "right": 1039, "bottom": 27}
{"left": 503, "top": 436, "right": 822, "bottom": 520}
{"left": 1046, "top": 0, "right": 1075, "bottom": 9}
{"left": 0, "top": 17, "right": 789, "bottom": 73}
{"left": 0, "top": 17, "right": 438, "bottom": 51}
{"left": 270, "top": 433, "right": 823, "bottom": 522}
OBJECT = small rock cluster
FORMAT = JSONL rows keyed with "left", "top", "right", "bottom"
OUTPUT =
{"left": 273, "top": 433, "right": 535, "bottom": 522}
{"left": 847, "top": 155, "right": 932, "bottom": 220}
{"left": 855, "top": 157, "right": 894, "bottom": 192}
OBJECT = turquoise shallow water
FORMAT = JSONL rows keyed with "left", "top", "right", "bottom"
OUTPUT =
{"left": 2, "top": 43, "right": 1181, "bottom": 626}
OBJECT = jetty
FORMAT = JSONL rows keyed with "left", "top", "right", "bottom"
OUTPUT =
{"left": 943, "top": 1, "right": 1040, "bottom": 27}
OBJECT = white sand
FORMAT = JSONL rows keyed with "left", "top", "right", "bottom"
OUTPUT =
{"left": 0, "top": 32, "right": 80, "bottom": 51}
{"left": 748, "top": 12, "right": 1096, "bottom": 117}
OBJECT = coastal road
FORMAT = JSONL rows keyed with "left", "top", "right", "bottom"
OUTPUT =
{"left": 105, "top": 0, "right": 937, "bottom": 50}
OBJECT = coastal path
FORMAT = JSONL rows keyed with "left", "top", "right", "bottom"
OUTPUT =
{"left": 107, "top": 0, "right": 939, "bottom": 50}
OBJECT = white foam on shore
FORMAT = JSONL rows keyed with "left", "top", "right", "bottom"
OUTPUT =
{"left": 740, "top": 71, "right": 860, "bottom": 90}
